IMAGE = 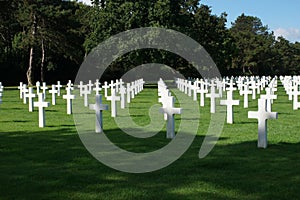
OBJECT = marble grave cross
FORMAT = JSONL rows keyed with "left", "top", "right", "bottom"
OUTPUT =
{"left": 206, "top": 82, "right": 220, "bottom": 113}
{"left": 107, "top": 88, "right": 120, "bottom": 117}
{"left": 248, "top": 98, "right": 278, "bottom": 148}
{"left": 220, "top": 90, "right": 240, "bottom": 124}
{"left": 63, "top": 87, "right": 76, "bottom": 115}
{"left": 82, "top": 85, "right": 91, "bottom": 107}
{"left": 159, "top": 96, "right": 182, "bottom": 139}
{"left": 25, "top": 87, "right": 36, "bottom": 112}
{"left": 33, "top": 93, "right": 50, "bottom": 128}
{"left": 89, "top": 94, "right": 109, "bottom": 133}
{"left": 49, "top": 85, "right": 58, "bottom": 105}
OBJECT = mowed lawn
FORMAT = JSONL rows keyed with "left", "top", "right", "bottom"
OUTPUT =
{"left": 0, "top": 83, "right": 299, "bottom": 200}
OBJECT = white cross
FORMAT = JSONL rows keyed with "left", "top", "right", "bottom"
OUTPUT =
{"left": 110, "top": 80, "right": 115, "bottom": 91}
{"left": 256, "top": 82, "right": 261, "bottom": 95}
{"left": 226, "top": 79, "right": 237, "bottom": 92}
{"left": 115, "top": 79, "right": 119, "bottom": 93}
{"left": 191, "top": 81, "right": 199, "bottom": 101}
{"left": 248, "top": 98, "right": 278, "bottom": 148}
{"left": 249, "top": 81, "right": 257, "bottom": 100}
{"left": 18, "top": 82, "right": 23, "bottom": 99}
{"left": 119, "top": 79, "right": 124, "bottom": 89}
{"left": 77, "top": 81, "right": 85, "bottom": 97}
{"left": 216, "top": 80, "right": 223, "bottom": 98}
{"left": 159, "top": 96, "right": 182, "bottom": 139}
{"left": 34, "top": 93, "right": 50, "bottom": 128}
{"left": 260, "top": 88, "right": 277, "bottom": 112}
{"left": 25, "top": 87, "right": 36, "bottom": 112}
{"left": 220, "top": 90, "right": 240, "bottom": 124}
{"left": 87, "top": 80, "right": 94, "bottom": 93}
{"left": 22, "top": 84, "right": 29, "bottom": 104}
{"left": 119, "top": 85, "right": 126, "bottom": 109}
{"left": 131, "top": 82, "right": 135, "bottom": 99}
{"left": 291, "top": 83, "right": 300, "bottom": 110}
{"left": 134, "top": 80, "right": 138, "bottom": 95}
{"left": 36, "top": 81, "right": 40, "bottom": 94}
{"left": 49, "top": 85, "right": 58, "bottom": 105}
{"left": 93, "top": 79, "right": 102, "bottom": 95}
{"left": 126, "top": 83, "right": 131, "bottom": 103}
{"left": 82, "top": 85, "right": 91, "bottom": 107}
{"left": 63, "top": 87, "right": 75, "bottom": 115}
{"left": 239, "top": 84, "right": 252, "bottom": 108}
{"left": 206, "top": 83, "right": 220, "bottom": 113}
{"left": 67, "top": 80, "right": 74, "bottom": 90}
{"left": 102, "top": 81, "right": 109, "bottom": 98}
{"left": 107, "top": 88, "right": 120, "bottom": 117}
{"left": 187, "top": 81, "right": 192, "bottom": 97}
{"left": 184, "top": 80, "right": 188, "bottom": 94}
{"left": 158, "top": 88, "right": 171, "bottom": 121}
{"left": 197, "top": 84, "right": 208, "bottom": 107}
{"left": 56, "top": 81, "right": 62, "bottom": 96}
{"left": 40, "top": 83, "right": 48, "bottom": 100}
{"left": 89, "top": 94, "right": 109, "bottom": 133}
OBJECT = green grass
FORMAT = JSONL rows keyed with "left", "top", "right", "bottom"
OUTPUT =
{"left": 0, "top": 83, "right": 299, "bottom": 200}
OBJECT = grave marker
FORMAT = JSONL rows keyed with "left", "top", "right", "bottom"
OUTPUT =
{"left": 159, "top": 96, "right": 182, "bottom": 139}
{"left": 36, "top": 81, "right": 40, "bottom": 94}
{"left": 239, "top": 84, "right": 252, "bottom": 108}
{"left": 220, "top": 90, "right": 240, "bottom": 124}
{"left": 206, "top": 82, "right": 220, "bottom": 113}
{"left": 40, "top": 83, "right": 48, "bottom": 100}
{"left": 126, "top": 83, "right": 131, "bottom": 103}
{"left": 248, "top": 98, "right": 278, "bottom": 148}
{"left": 82, "top": 85, "right": 91, "bottom": 107}
{"left": 56, "top": 81, "right": 62, "bottom": 96}
{"left": 63, "top": 87, "right": 75, "bottom": 115}
{"left": 78, "top": 81, "right": 84, "bottom": 96}
{"left": 102, "top": 81, "right": 109, "bottom": 98}
{"left": 49, "top": 85, "right": 58, "bottom": 105}
{"left": 18, "top": 82, "right": 23, "bottom": 99}
{"left": 107, "top": 88, "right": 120, "bottom": 117}
{"left": 260, "top": 88, "right": 277, "bottom": 112}
{"left": 119, "top": 85, "right": 126, "bottom": 109}
{"left": 22, "top": 84, "right": 29, "bottom": 104}
{"left": 33, "top": 93, "right": 50, "bottom": 128}
{"left": 87, "top": 80, "right": 94, "bottom": 93}
{"left": 89, "top": 94, "right": 109, "bottom": 133}
{"left": 25, "top": 87, "right": 36, "bottom": 112}
{"left": 93, "top": 79, "right": 102, "bottom": 95}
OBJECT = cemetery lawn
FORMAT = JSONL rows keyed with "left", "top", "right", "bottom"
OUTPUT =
{"left": 0, "top": 84, "right": 300, "bottom": 200}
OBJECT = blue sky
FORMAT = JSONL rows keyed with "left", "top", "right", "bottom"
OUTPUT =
{"left": 79, "top": 0, "right": 300, "bottom": 42}
{"left": 200, "top": 0, "right": 300, "bottom": 42}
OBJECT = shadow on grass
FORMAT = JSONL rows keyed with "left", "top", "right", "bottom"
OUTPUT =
{"left": 0, "top": 127, "right": 299, "bottom": 200}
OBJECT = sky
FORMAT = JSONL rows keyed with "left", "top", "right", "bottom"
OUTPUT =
{"left": 79, "top": 0, "right": 300, "bottom": 42}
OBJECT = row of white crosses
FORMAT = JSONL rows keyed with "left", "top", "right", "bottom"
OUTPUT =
{"left": 106, "top": 79, "right": 145, "bottom": 117}
{"left": 158, "top": 78, "right": 182, "bottom": 139}
{"left": 74, "top": 78, "right": 144, "bottom": 133}
{"left": 77, "top": 78, "right": 145, "bottom": 118}
{"left": 176, "top": 76, "right": 279, "bottom": 148}
{"left": 280, "top": 75, "right": 300, "bottom": 110}
{"left": 17, "top": 81, "right": 73, "bottom": 127}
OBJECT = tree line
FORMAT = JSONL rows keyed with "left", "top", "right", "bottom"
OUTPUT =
{"left": 1, "top": 0, "right": 299, "bottom": 85}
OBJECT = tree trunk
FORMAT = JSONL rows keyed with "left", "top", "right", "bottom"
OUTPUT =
{"left": 41, "top": 39, "right": 45, "bottom": 82}
{"left": 26, "top": 14, "right": 37, "bottom": 86}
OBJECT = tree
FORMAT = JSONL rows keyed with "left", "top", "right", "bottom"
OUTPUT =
{"left": 230, "top": 14, "right": 276, "bottom": 75}
{"left": 16, "top": 0, "right": 84, "bottom": 85}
